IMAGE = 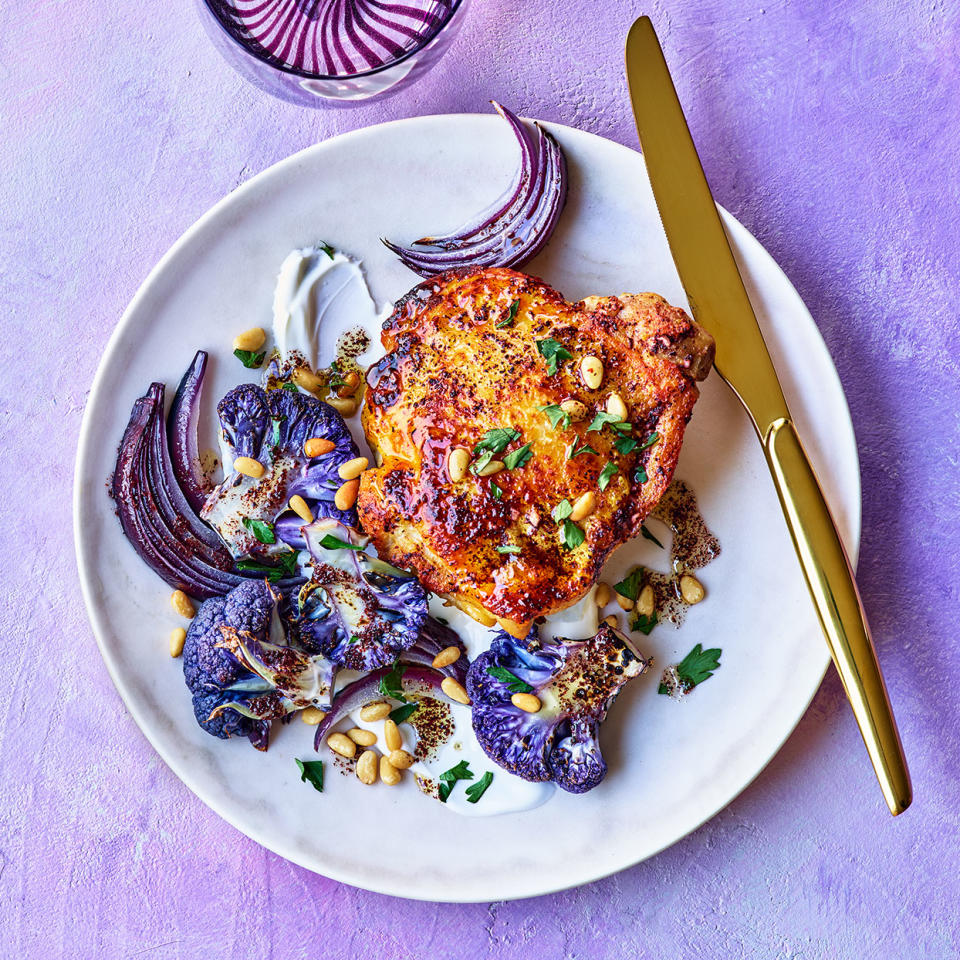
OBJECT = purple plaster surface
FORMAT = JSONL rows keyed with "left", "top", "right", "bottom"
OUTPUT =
{"left": 2, "top": 1, "right": 958, "bottom": 957}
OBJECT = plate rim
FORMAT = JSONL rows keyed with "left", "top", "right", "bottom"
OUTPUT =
{"left": 73, "top": 112, "right": 861, "bottom": 902}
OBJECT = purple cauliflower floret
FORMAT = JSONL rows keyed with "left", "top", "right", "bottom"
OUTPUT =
{"left": 182, "top": 579, "right": 336, "bottom": 750}
{"left": 287, "top": 518, "right": 427, "bottom": 672}
{"left": 466, "top": 624, "right": 649, "bottom": 793}
{"left": 200, "top": 384, "right": 360, "bottom": 559}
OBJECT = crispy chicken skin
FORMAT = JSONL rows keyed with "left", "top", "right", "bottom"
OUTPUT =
{"left": 357, "top": 268, "right": 714, "bottom": 636}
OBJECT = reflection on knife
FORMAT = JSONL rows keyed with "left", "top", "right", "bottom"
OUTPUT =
{"left": 625, "top": 16, "right": 911, "bottom": 814}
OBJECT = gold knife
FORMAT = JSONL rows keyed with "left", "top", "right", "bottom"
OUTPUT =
{"left": 625, "top": 16, "right": 911, "bottom": 814}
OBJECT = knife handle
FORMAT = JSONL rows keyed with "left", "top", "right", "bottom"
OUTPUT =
{"left": 763, "top": 417, "right": 911, "bottom": 814}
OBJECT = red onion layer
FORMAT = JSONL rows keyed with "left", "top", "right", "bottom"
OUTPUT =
{"left": 168, "top": 350, "right": 211, "bottom": 514}
{"left": 382, "top": 102, "right": 568, "bottom": 276}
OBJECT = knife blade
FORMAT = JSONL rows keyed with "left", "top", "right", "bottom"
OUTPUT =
{"left": 625, "top": 15, "right": 911, "bottom": 814}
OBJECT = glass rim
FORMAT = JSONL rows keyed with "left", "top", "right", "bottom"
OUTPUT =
{"left": 199, "top": 0, "right": 466, "bottom": 82}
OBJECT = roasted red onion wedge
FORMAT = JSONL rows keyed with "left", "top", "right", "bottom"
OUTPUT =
{"left": 168, "top": 350, "right": 211, "bottom": 514}
{"left": 382, "top": 102, "right": 567, "bottom": 276}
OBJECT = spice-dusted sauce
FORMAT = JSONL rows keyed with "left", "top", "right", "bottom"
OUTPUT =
{"left": 646, "top": 479, "right": 721, "bottom": 627}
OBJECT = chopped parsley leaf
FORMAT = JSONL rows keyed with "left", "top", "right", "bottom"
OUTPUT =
{"left": 319, "top": 241, "right": 336, "bottom": 259}
{"left": 474, "top": 427, "right": 520, "bottom": 455}
{"left": 640, "top": 524, "right": 664, "bottom": 548}
{"left": 536, "top": 338, "right": 573, "bottom": 375}
{"left": 635, "top": 465, "right": 649, "bottom": 484}
{"left": 496, "top": 544, "right": 521, "bottom": 554}
{"left": 587, "top": 411, "right": 631, "bottom": 434}
{"left": 490, "top": 482, "right": 503, "bottom": 500}
{"left": 378, "top": 660, "right": 407, "bottom": 702}
{"left": 614, "top": 568, "right": 643, "bottom": 602}
{"left": 496, "top": 299, "right": 521, "bottom": 328}
{"left": 633, "top": 612, "right": 659, "bottom": 636}
{"left": 241, "top": 516, "right": 276, "bottom": 545}
{"left": 562, "top": 519, "right": 585, "bottom": 550}
{"left": 389, "top": 702, "right": 419, "bottom": 725}
{"left": 503, "top": 442, "right": 532, "bottom": 470}
{"left": 235, "top": 550, "right": 298, "bottom": 581}
{"left": 234, "top": 348, "right": 265, "bottom": 369}
{"left": 486, "top": 665, "right": 533, "bottom": 694}
{"left": 551, "top": 499, "right": 573, "bottom": 523}
{"left": 465, "top": 771, "right": 494, "bottom": 804}
{"left": 438, "top": 760, "right": 474, "bottom": 802}
{"left": 317, "top": 534, "right": 363, "bottom": 551}
{"left": 281, "top": 381, "right": 299, "bottom": 393}
{"left": 598, "top": 462, "right": 618, "bottom": 491}
{"left": 295, "top": 758, "right": 324, "bottom": 793}
{"left": 569, "top": 443, "right": 599, "bottom": 460}
{"left": 639, "top": 431, "right": 660, "bottom": 450}
{"left": 347, "top": 634, "right": 361, "bottom": 644}
{"left": 658, "top": 643, "right": 721, "bottom": 694}
{"left": 537, "top": 403, "right": 571, "bottom": 430}
{"left": 613, "top": 435, "right": 638, "bottom": 455}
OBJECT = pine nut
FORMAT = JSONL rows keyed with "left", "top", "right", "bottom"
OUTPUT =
{"left": 301, "top": 707, "right": 326, "bottom": 725}
{"left": 441, "top": 676, "right": 471, "bottom": 705}
{"left": 476, "top": 460, "right": 505, "bottom": 477}
{"left": 431, "top": 646, "right": 461, "bottom": 669}
{"left": 616, "top": 593, "right": 635, "bottom": 611}
{"left": 637, "top": 584, "right": 656, "bottom": 618}
{"left": 680, "top": 574, "right": 705, "bottom": 604}
{"left": 606, "top": 392, "right": 628, "bottom": 421}
{"left": 359, "top": 701, "right": 391, "bottom": 722}
{"left": 304, "top": 437, "right": 335, "bottom": 457}
{"left": 384, "top": 718, "right": 402, "bottom": 752}
{"left": 356, "top": 749, "right": 378, "bottom": 785}
{"left": 327, "top": 732, "right": 356, "bottom": 759}
{"left": 327, "top": 396, "right": 357, "bottom": 416}
{"left": 559, "top": 399, "right": 587, "bottom": 422}
{"left": 292, "top": 366, "right": 324, "bottom": 394}
{"left": 347, "top": 728, "right": 377, "bottom": 746}
{"left": 289, "top": 495, "right": 314, "bottom": 523}
{"left": 569, "top": 491, "right": 597, "bottom": 522}
{"left": 511, "top": 692, "right": 542, "bottom": 714}
{"left": 338, "top": 456, "right": 369, "bottom": 481}
{"left": 380, "top": 755, "right": 402, "bottom": 786}
{"left": 233, "top": 327, "right": 266, "bottom": 352}
{"left": 603, "top": 614, "right": 619, "bottom": 628}
{"left": 448, "top": 447, "right": 470, "bottom": 482}
{"left": 343, "top": 370, "right": 361, "bottom": 390}
{"left": 580, "top": 355, "right": 604, "bottom": 390}
{"left": 169, "top": 627, "right": 186, "bottom": 657}
{"left": 594, "top": 582, "right": 612, "bottom": 607}
{"left": 334, "top": 478, "right": 360, "bottom": 510}
{"left": 336, "top": 384, "right": 355, "bottom": 399}
{"left": 170, "top": 590, "right": 195, "bottom": 619}
{"left": 389, "top": 749, "right": 415, "bottom": 769}
{"left": 233, "top": 456, "right": 265, "bottom": 479}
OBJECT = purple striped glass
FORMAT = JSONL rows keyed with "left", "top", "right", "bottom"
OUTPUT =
{"left": 196, "top": 0, "right": 469, "bottom": 104}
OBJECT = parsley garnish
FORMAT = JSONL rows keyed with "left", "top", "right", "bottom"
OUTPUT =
{"left": 295, "top": 758, "right": 324, "bottom": 793}
{"left": 503, "top": 443, "right": 532, "bottom": 470}
{"left": 613, "top": 435, "right": 638, "bottom": 455}
{"left": 614, "top": 568, "right": 643, "bottom": 602}
{"left": 657, "top": 643, "right": 721, "bottom": 694}
{"left": 234, "top": 348, "right": 265, "bottom": 369}
{"left": 490, "top": 482, "right": 503, "bottom": 500}
{"left": 551, "top": 499, "right": 572, "bottom": 523}
{"left": 242, "top": 516, "right": 276, "bottom": 545}
{"left": 438, "top": 760, "right": 474, "bottom": 802}
{"left": 598, "top": 462, "right": 618, "bottom": 491}
{"left": 496, "top": 544, "right": 521, "bottom": 554}
{"left": 472, "top": 428, "right": 520, "bottom": 474}
{"left": 347, "top": 634, "right": 361, "bottom": 644}
{"left": 632, "top": 612, "right": 658, "bottom": 635}
{"left": 536, "top": 338, "right": 573, "bottom": 375}
{"left": 319, "top": 241, "right": 336, "bottom": 259}
{"left": 538, "top": 404, "right": 571, "bottom": 430}
{"left": 640, "top": 524, "right": 664, "bottom": 548}
{"left": 281, "top": 382, "right": 299, "bottom": 393}
{"left": 635, "top": 466, "right": 648, "bottom": 484}
{"left": 562, "top": 519, "right": 585, "bottom": 550}
{"left": 587, "top": 411, "right": 631, "bottom": 434}
{"left": 486, "top": 666, "right": 533, "bottom": 693}
{"left": 639, "top": 431, "right": 660, "bottom": 450}
{"left": 378, "top": 660, "right": 407, "bottom": 702}
{"left": 235, "top": 550, "right": 299, "bottom": 581}
{"left": 569, "top": 443, "right": 599, "bottom": 460}
{"left": 465, "top": 771, "right": 494, "bottom": 804}
{"left": 389, "top": 702, "right": 419, "bottom": 725}
{"left": 496, "top": 299, "right": 521, "bottom": 329}
{"left": 317, "top": 534, "right": 363, "bottom": 551}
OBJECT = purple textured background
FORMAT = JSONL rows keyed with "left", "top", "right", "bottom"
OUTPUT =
{"left": 2, "top": 1, "right": 958, "bottom": 956}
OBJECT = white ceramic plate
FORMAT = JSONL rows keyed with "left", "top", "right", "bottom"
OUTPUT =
{"left": 74, "top": 114, "right": 859, "bottom": 902}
